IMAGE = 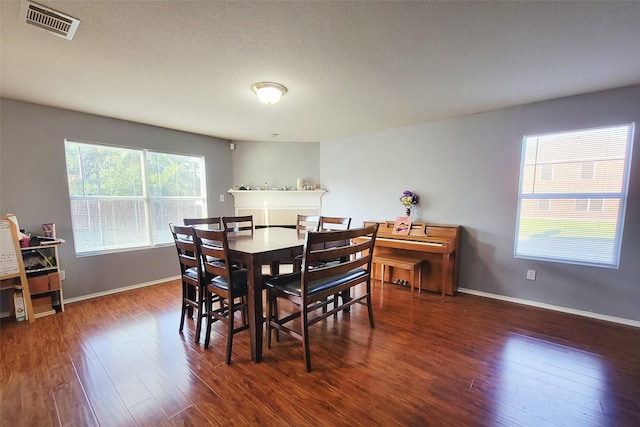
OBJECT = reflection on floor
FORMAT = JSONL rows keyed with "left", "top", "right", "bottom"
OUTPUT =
{"left": 1, "top": 279, "right": 639, "bottom": 426}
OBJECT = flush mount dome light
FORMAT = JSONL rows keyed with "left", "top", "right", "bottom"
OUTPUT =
{"left": 252, "top": 82, "right": 287, "bottom": 104}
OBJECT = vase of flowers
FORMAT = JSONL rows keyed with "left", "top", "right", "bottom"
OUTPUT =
{"left": 400, "top": 190, "right": 419, "bottom": 216}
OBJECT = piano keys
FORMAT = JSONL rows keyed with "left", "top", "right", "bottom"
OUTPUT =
{"left": 359, "top": 220, "right": 461, "bottom": 297}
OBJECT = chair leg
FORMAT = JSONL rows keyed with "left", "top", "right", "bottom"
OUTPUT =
{"left": 204, "top": 292, "right": 213, "bottom": 349}
{"left": 302, "top": 307, "right": 312, "bottom": 372}
{"left": 240, "top": 295, "right": 247, "bottom": 325}
{"left": 366, "top": 279, "right": 375, "bottom": 329}
{"left": 179, "top": 282, "right": 188, "bottom": 333}
{"left": 195, "top": 285, "right": 204, "bottom": 343}
{"left": 226, "top": 299, "right": 234, "bottom": 364}
{"left": 266, "top": 290, "right": 273, "bottom": 349}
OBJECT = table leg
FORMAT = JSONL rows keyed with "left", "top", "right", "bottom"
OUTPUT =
{"left": 247, "top": 260, "right": 264, "bottom": 362}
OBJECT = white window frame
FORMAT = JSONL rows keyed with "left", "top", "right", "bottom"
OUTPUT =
{"left": 65, "top": 140, "right": 207, "bottom": 255}
{"left": 514, "top": 123, "right": 634, "bottom": 268}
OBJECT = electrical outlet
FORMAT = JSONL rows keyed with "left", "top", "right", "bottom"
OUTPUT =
{"left": 219, "top": 194, "right": 225, "bottom": 202}
{"left": 526, "top": 269, "right": 536, "bottom": 281}
{"left": 60, "top": 270, "right": 66, "bottom": 280}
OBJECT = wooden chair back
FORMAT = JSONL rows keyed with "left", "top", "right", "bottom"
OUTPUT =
{"left": 296, "top": 214, "right": 320, "bottom": 232}
{"left": 183, "top": 217, "right": 222, "bottom": 229}
{"left": 301, "top": 225, "right": 376, "bottom": 289}
{"left": 319, "top": 216, "right": 351, "bottom": 231}
{"left": 222, "top": 215, "right": 254, "bottom": 233}
{"left": 319, "top": 216, "right": 352, "bottom": 251}
{"left": 192, "top": 228, "right": 232, "bottom": 295}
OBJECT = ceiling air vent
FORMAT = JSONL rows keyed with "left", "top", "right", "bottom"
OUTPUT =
{"left": 19, "top": 0, "right": 80, "bottom": 40}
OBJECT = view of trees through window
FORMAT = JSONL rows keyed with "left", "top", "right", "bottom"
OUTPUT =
{"left": 65, "top": 141, "right": 207, "bottom": 254}
{"left": 514, "top": 123, "right": 634, "bottom": 268}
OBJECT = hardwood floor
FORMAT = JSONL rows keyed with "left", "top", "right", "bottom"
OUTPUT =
{"left": 1, "top": 279, "right": 639, "bottom": 426}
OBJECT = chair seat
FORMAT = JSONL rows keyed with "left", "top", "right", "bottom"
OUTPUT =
{"left": 264, "top": 268, "right": 367, "bottom": 298}
{"left": 210, "top": 268, "right": 248, "bottom": 294}
{"left": 184, "top": 266, "right": 199, "bottom": 281}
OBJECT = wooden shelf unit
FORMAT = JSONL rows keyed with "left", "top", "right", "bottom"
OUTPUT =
{"left": 21, "top": 240, "right": 65, "bottom": 317}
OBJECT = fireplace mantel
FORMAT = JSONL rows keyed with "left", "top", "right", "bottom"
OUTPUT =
{"left": 228, "top": 190, "right": 326, "bottom": 226}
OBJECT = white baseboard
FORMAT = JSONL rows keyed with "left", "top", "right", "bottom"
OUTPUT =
{"left": 64, "top": 276, "right": 180, "bottom": 305}
{"left": 458, "top": 287, "right": 640, "bottom": 328}
{"left": 52, "top": 279, "right": 640, "bottom": 329}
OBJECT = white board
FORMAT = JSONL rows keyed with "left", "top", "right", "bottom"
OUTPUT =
{"left": 1, "top": 219, "right": 21, "bottom": 277}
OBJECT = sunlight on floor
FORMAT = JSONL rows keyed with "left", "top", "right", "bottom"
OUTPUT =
{"left": 493, "top": 333, "right": 607, "bottom": 426}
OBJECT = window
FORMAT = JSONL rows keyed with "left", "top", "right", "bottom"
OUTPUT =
{"left": 65, "top": 140, "right": 207, "bottom": 255}
{"left": 537, "top": 199, "right": 550, "bottom": 211}
{"left": 575, "top": 198, "right": 604, "bottom": 213}
{"left": 514, "top": 123, "right": 634, "bottom": 268}
{"left": 580, "top": 161, "right": 595, "bottom": 179}
{"left": 539, "top": 163, "right": 554, "bottom": 181}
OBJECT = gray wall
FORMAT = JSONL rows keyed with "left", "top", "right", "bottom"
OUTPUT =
{"left": 231, "top": 140, "right": 320, "bottom": 190}
{"left": 2, "top": 85, "right": 638, "bottom": 323}
{"left": 319, "top": 85, "right": 640, "bottom": 322}
{"left": 0, "top": 99, "right": 232, "bottom": 300}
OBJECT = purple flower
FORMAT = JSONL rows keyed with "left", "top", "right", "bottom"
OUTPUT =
{"left": 400, "top": 190, "right": 419, "bottom": 207}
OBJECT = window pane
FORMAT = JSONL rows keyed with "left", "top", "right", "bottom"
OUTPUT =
{"left": 65, "top": 141, "right": 144, "bottom": 197}
{"left": 150, "top": 199, "right": 206, "bottom": 243}
{"left": 521, "top": 125, "right": 630, "bottom": 195}
{"left": 516, "top": 198, "right": 621, "bottom": 266}
{"left": 515, "top": 123, "right": 634, "bottom": 268}
{"left": 70, "top": 199, "right": 148, "bottom": 252}
{"left": 147, "top": 151, "right": 206, "bottom": 244}
{"left": 147, "top": 151, "right": 204, "bottom": 197}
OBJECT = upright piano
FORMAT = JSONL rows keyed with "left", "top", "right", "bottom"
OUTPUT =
{"left": 361, "top": 220, "right": 461, "bottom": 296}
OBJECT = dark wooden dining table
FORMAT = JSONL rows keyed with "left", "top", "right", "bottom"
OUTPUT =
{"left": 225, "top": 227, "right": 306, "bottom": 362}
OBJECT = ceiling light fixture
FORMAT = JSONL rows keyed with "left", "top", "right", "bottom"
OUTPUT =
{"left": 252, "top": 82, "right": 287, "bottom": 105}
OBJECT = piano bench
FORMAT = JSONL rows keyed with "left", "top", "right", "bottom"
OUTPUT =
{"left": 372, "top": 254, "right": 423, "bottom": 297}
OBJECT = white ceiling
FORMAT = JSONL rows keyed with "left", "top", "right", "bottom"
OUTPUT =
{"left": 2, "top": 1, "right": 640, "bottom": 143}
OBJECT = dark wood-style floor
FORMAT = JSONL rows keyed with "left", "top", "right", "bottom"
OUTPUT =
{"left": 1, "top": 278, "right": 639, "bottom": 426}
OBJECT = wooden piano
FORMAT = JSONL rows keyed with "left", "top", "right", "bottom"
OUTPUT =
{"left": 359, "top": 220, "right": 461, "bottom": 297}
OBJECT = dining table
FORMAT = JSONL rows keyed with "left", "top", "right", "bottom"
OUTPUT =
{"left": 225, "top": 227, "right": 306, "bottom": 362}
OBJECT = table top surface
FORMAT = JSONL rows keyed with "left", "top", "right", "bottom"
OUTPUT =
{"left": 226, "top": 227, "right": 307, "bottom": 254}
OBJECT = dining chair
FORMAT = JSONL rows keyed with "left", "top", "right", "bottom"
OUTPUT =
{"left": 169, "top": 223, "right": 214, "bottom": 344}
{"left": 183, "top": 217, "right": 222, "bottom": 229}
{"left": 222, "top": 215, "right": 254, "bottom": 233}
{"left": 264, "top": 223, "right": 379, "bottom": 372}
{"left": 319, "top": 216, "right": 351, "bottom": 232}
{"left": 319, "top": 216, "right": 352, "bottom": 311}
{"left": 297, "top": 214, "right": 320, "bottom": 232}
{"left": 293, "top": 215, "right": 320, "bottom": 272}
{"left": 193, "top": 227, "right": 249, "bottom": 363}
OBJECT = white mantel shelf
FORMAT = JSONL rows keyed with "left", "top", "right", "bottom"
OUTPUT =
{"left": 227, "top": 190, "right": 326, "bottom": 226}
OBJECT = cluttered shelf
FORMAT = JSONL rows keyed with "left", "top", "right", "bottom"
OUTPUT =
{"left": 1, "top": 215, "right": 66, "bottom": 322}
{"left": 20, "top": 240, "right": 65, "bottom": 317}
